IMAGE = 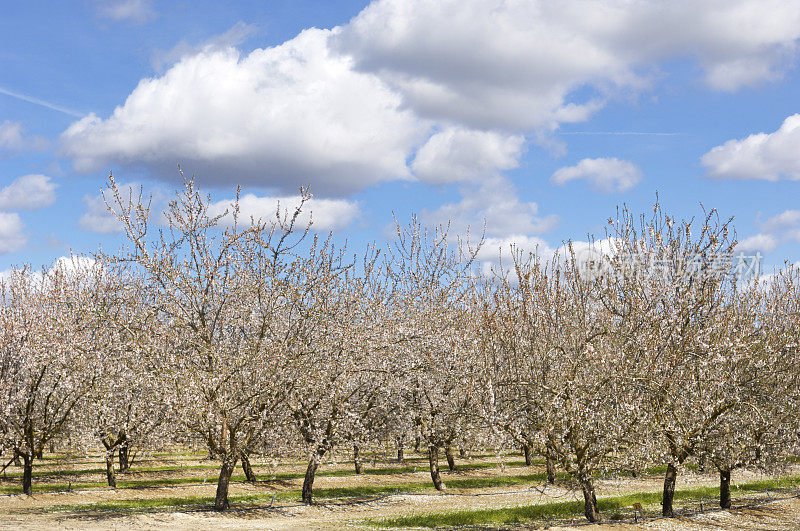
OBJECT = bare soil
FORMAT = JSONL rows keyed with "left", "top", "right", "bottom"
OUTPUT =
{"left": 1, "top": 453, "right": 798, "bottom": 529}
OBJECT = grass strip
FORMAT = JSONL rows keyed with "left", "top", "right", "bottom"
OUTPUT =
{"left": 371, "top": 475, "right": 800, "bottom": 528}
{"left": 1, "top": 461, "right": 533, "bottom": 494}
{"left": 11, "top": 473, "right": 800, "bottom": 519}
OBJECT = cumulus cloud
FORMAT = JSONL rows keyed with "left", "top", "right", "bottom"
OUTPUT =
{"left": 551, "top": 157, "right": 641, "bottom": 193}
{"left": 0, "top": 121, "right": 48, "bottom": 154}
{"left": 411, "top": 128, "right": 525, "bottom": 184}
{"left": 0, "top": 212, "right": 26, "bottom": 254}
{"left": 733, "top": 209, "right": 800, "bottom": 255}
{"left": 702, "top": 114, "right": 800, "bottom": 180}
{"left": 475, "top": 234, "right": 555, "bottom": 275}
{"left": 79, "top": 193, "right": 122, "bottom": 234}
{"left": 79, "top": 182, "right": 160, "bottom": 234}
{"left": 761, "top": 209, "right": 800, "bottom": 232}
{"left": 61, "top": 1, "right": 800, "bottom": 199}
{"left": 207, "top": 193, "right": 360, "bottom": 233}
{"left": 337, "top": 0, "right": 800, "bottom": 131}
{"left": 420, "top": 177, "right": 558, "bottom": 239}
{"left": 60, "top": 28, "right": 429, "bottom": 195}
{"left": 96, "top": 0, "right": 155, "bottom": 23}
{"left": 737, "top": 233, "right": 778, "bottom": 253}
{"left": 0, "top": 175, "right": 57, "bottom": 210}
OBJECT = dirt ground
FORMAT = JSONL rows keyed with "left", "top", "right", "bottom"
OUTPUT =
{"left": 1, "top": 454, "right": 798, "bottom": 529}
{"left": 1, "top": 496, "right": 799, "bottom": 530}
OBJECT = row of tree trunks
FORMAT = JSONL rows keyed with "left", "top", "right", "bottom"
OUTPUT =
{"left": 663, "top": 462, "right": 732, "bottom": 516}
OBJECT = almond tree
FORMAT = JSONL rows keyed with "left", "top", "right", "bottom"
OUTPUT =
{"left": 509, "top": 246, "right": 648, "bottom": 523}
{"left": 0, "top": 261, "right": 102, "bottom": 494}
{"left": 605, "top": 205, "right": 741, "bottom": 517}
{"left": 105, "top": 174, "right": 309, "bottom": 510}
{"left": 699, "top": 269, "right": 800, "bottom": 508}
{"left": 478, "top": 262, "right": 558, "bottom": 479}
{"left": 287, "top": 241, "right": 399, "bottom": 503}
{"left": 386, "top": 219, "right": 482, "bottom": 491}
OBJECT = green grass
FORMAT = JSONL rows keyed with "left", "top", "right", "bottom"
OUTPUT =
{"left": 0, "top": 469, "right": 546, "bottom": 496}
{"left": 0, "top": 459, "right": 533, "bottom": 494}
{"left": 371, "top": 475, "right": 800, "bottom": 528}
{"left": 11, "top": 472, "right": 800, "bottom": 520}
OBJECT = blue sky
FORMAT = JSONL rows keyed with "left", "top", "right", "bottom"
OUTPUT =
{"left": 1, "top": 0, "right": 799, "bottom": 273}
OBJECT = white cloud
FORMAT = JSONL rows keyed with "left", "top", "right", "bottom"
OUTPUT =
{"left": 420, "top": 177, "right": 558, "bottom": 239}
{"left": 551, "top": 157, "right": 641, "bottom": 193}
{"left": 737, "top": 233, "right": 778, "bottom": 253}
{"left": 79, "top": 193, "right": 122, "bottom": 234}
{"left": 732, "top": 210, "right": 800, "bottom": 255}
{"left": 0, "top": 175, "right": 57, "bottom": 211}
{"left": 0, "top": 121, "right": 48, "bottom": 154}
{"left": 60, "top": 28, "right": 429, "bottom": 195}
{"left": 49, "top": 255, "right": 98, "bottom": 275}
{"left": 96, "top": 0, "right": 155, "bottom": 23}
{"left": 476, "top": 234, "right": 555, "bottom": 275}
{"left": 62, "top": 1, "right": 800, "bottom": 199}
{"left": 702, "top": 114, "right": 800, "bottom": 181}
{"left": 0, "top": 212, "right": 26, "bottom": 254}
{"left": 207, "top": 193, "right": 360, "bottom": 233}
{"left": 0, "top": 121, "right": 26, "bottom": 151}
{"left": 411, "top": 128, "right": 525, "bottom": 184}
{"left": 761, "top": 209, "right": 800, "bottom": 232}
{"left": 152, "top": 21, "right": 259, "bottom": 71}
{"left": 79, "top": 182, "right": 164, "bottom": 234}
{"left": 337, "top": 0, "right": 800, "bottom": 131}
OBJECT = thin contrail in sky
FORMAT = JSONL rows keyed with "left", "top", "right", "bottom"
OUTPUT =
{"left": 560, "top": 131, "right": 680, "bottom": 136}
{"left": 0, "top": 86, "right": 84, "bottom": 118}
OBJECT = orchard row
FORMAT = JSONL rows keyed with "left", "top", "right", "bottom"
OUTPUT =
{"left": 1, "top": 178, "right": 798, "bottom": 523}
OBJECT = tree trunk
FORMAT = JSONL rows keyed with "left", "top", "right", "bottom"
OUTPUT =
{"left": 414, "top": 436, "right": 420, "bottom": 453}
{"left": 459, "top": 447, "right": 466, "bottom": 458}
{"left": 118, "top": 443, "right": 130, "bottom": 472}
{"left": 353, "top": 445, "right": 363, "bottom": 474}
{"left": 22, "top": 453, "right": 33, "bottom": 495}
{"left": 522, "top": 444, "right": 532, "bottom": 466}
{"left": 13, "top": 452, "right": 21, "bottom": 467}
{"left": 214, "top": 456, "right": 237, "bottom": 511}
{"left": 396, "top": 438, "right": 404, "bottom": 463}
{"left": 697, "top": 454, "right": 706, "bottom": 473}
{"left": 302, "top": 447, "right": 326, "bottom": 505}
{"left": 580, "top": 475, "right": 601, "bottom": 523}
{"left": 445, "top": 446, "right": 456, "bottom": 471}
{"left": 662, "top": 462, "right": 678, "bottom": 517}
{"left": 545, "top": 450, "right": 556, "bottom": 484}
{"left": 105, "top": 450, "right": 117, "bottom": 488}
{"left": 241, "top": 452, "right": 256, "bottom": 482}
{"left": 428, "top": 445, "right": 446, "bottom": 491}
{"left": 719, "top": 469, "right": 731, "bottom": 509}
